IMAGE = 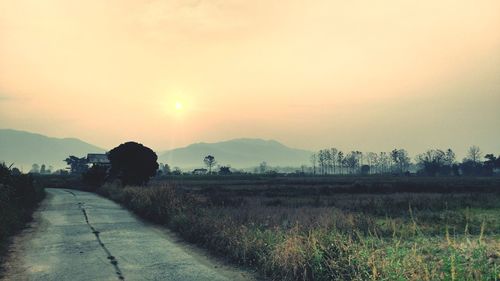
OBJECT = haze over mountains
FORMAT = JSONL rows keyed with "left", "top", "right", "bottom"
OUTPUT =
{"left": 0, "top": 129, "right": 312, "bottom": 171}
{"left": 0, "top": 129, "right": 105, "bottom": 170}
{"left": 158, "top": 139, "right": 312, "bottom": 169}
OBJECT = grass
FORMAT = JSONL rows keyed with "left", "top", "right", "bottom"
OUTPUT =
{"left": 97, "top": 176, "right": 500, "bottom": 280}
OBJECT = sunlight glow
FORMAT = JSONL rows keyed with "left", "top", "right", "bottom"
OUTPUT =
{"left": 175, "top": 101, "right": 183, "bottom": 110}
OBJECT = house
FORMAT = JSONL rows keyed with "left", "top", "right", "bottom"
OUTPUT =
{"left": 192, "top": 168, "right": 208, "bottom": 175}
{"left": 87, "top": 153, "right": 110, "bottom": 166}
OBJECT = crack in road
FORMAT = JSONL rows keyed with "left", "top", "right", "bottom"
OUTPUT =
{"left": 64, "top": 190, "right": 125, "bottom": 280}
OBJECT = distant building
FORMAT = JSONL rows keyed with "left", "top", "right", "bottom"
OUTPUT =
{"left": 87, "top": 153, "right": 110, "bottom": 166}
{"left": 192, "top": 168, "right": 207, "bottom": 175}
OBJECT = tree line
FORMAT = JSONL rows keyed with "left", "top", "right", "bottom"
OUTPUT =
{"left": 56, "top": 143, "right": 500, "bottom": 188}
{"left": 310, "top": 145, "right": 500, "bottom": 176}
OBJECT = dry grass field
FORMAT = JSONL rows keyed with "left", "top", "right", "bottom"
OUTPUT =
{"left": 97, "top": 176, "right": 500, "bottom": 280}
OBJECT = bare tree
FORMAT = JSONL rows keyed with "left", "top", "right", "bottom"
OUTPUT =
{"left": 466, "top": 145, "right": 482, "bottom": 163}
{"left": 310, "top": 153, "right": 317, "bottom": 175}
{"left": 366, "top": 152, "right": 377, "bottom": 174}
{"left": 330, "top": 148, "right": 338, "bottom": 174}
{"left": 378, "top": 152, "right": 390, "bottom": 174}
{"left": 345, "top": 152, "right": 359, "bottom": 174}
{"left": 337, "top": 151, "right": 344, "bottom": 174}
{"left": 324, "top": 149, "right": 332, "bottom": 174}
{"left": 355, "top": 151, "right": 363, "bottom": 172}
{"left": 390, "top": 149, "right": 399, "bottom": 173}
{"left": 444, "top": 149, "right": 456, "bottom": 166}
{"left": 318, "top": 150, "right": 327, "bottom": 175}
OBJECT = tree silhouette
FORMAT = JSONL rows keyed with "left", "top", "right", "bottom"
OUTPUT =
{"left": 40, "top": 164, "right": 46, "bottom": 174}
{"left": 310, "top": 153, "right": 317, "bottom": 175}
{"left": 324, "top": 149, "right": 332, "bottom": 174}
{"left": 108, "top": 141, "right": 159, "bottom": 186}
{"left": 30, "top": 163, "right": 40, "bottom": 174}
{"left": 416, "top": 149, "right": 446, "bottom": 176}
{"left": 330, "top": 148, "right": 338, "bottom": 174}
{"left": 203, "top": 155, "right": 216, "bottom": 174}
{"left": 337, "top": 151, "right": 344, "bottom": 174}
{"left": 466, "top": 145, "right": 482, "bottom": 163}
{"left": 308, "top": 145, "right": 497, "bottom": 177}
{"left": 219, "top": 166, "right": 231, "bottom": 175}
{"left": 391, "top": 149, "right": 410, "bottom": 174}
{"left": 318, "top": 150, "right": 326, "bottom": 174}
{"left": 64, "top": 156, "right": 88, "bottom": 175}
{"left": 345, "top": 152, "right": 359, "bottom": 174}
{"left": 161, "top": 163, "right": 171, "bottom": 175}
{"left": 259, "top": 161, "right": 268, "bottom": 174}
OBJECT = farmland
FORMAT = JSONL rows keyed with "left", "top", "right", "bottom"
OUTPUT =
{"left": 97, "top": 175, "right": 500, "bottom": 281}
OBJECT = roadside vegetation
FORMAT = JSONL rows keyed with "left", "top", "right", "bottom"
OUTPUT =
{"left": 23, "top": 140, "right": 499, "bottom": 280}
{"left": 0, "top": 163, "right": 45, "bottom": 274}
{"left": 97, "top": 176, "right": 500, "bottom": 281}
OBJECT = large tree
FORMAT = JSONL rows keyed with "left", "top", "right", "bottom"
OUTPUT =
{"left": 108, "top": 141, "right": 159, "bottom": 186}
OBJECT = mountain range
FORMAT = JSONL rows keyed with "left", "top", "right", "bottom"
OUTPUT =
{"left": 0, "top": 129, "right": 312, "bottom": 170}
{"left": 0, "top": 129, "right": 105, "bottom": 171}
{"left": 158, "top": 138, "right": 312, "bottom": 169}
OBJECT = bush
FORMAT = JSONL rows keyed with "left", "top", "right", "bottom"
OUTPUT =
{"left": 0, "top": 163, "right": 45, "bottom": 272}
{"left": 82, "top": 165, "right": 108, "bottom": 191}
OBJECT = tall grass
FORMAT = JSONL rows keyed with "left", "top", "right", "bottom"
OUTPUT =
{"left": 98, "top": 182, "right": 500, "bottom": 280}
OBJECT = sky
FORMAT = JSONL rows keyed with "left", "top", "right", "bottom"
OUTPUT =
{"left": 1, "top": 0, "right": 499, "bottom": 157}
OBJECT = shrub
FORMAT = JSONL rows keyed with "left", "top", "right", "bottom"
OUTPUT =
{"left": 82, "top": 165, "right": 108, "bottom": 191}
{"left": 0, "top": 163, "right": 45, "bottom": 273}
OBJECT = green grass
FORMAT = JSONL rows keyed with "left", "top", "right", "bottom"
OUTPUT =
{"left": 97, "top": 177, "right": 500, "bottom": 280}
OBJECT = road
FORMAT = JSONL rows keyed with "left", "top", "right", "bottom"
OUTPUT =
{"left": 2, "top": 188, "right": 257, "bottom": 281}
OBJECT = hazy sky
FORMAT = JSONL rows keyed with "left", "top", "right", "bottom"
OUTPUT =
{"left": 1, "top": 0, "right": 499, "bottom": 156}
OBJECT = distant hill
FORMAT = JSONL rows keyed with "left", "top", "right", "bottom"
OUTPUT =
{"left": 0, "top": 129, "right": 105, "bottom": 170}
{"left": 0, "top": 130, "right": 312, "bottom": 171}
{"left": 158, "top": 138, "right": 312, "bottom": 169}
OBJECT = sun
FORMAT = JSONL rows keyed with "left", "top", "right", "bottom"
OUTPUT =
{"left": 175, "top": 101, "right": 183, "bottom": 110}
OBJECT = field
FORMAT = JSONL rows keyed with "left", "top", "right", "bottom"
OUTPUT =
{"left": 97, "top": 176, "right": 500, "bottom": 281}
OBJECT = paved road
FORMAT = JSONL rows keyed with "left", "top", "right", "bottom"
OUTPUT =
{"left": 2, "top": 188, "right": 257, "bottom": 281}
